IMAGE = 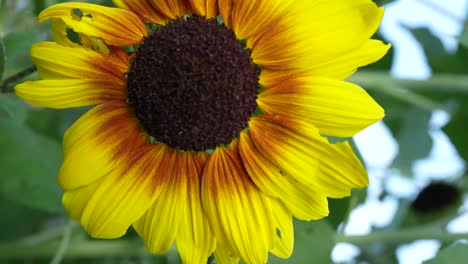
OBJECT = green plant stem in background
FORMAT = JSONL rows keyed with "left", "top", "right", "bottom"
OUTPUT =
{"left": 350, "top": 71, "right": 468, "bottom": 113}
{"left": 336, "top": 228, "right": 468, "bottom": 246}
{"left": 0, "top": 227, "right": 466, "bottom": 259}
{"left": 350, "top": 71, "right": 468, "bottom": 93}
{"left": 0, "top": 239, "right": 177, "bottom": 259}
{"left": 50, "top": 221, "right": 73, "bottom": 264}
{"left": 17, "top": 223, "right": 74, "bottom": 247}
{"left": 0, "top": 65, "right": 36, "bottom": 93}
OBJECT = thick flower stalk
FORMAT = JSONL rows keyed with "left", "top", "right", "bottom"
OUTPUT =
{"left": 15, "top": 0, "right": 390, "bottom": 263}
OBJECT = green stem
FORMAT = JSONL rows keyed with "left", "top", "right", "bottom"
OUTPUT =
{"left": 0, "top": 240, "right": 147, "bottom": 259}
{"left": 0, "top": 227, "right": 465, "bottom": 259}
{"left": 50, "top": 221, "right": 73, "bottom": 264}
{"left": 0, "top": 238, "right": 178, "bottom": 260}
{"left": 17, "top": 222, "right": 78, "bottom": 246}
{"left": 0, "top": 65, "right": 36, "bottom": 93}
{"left": 349, "top": 71, "right": 468, "bottom": 112}
{"left": 350, "top": 71, "right": 468, "bottom": 93}
{"left": 375, "top": 81, "right": 449, "bottom": 113}
{"left": 336, "top": 228, "right": 468, "bottom": 246}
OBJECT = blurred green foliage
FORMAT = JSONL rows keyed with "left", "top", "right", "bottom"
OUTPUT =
{"left": 1, "top": 0, "right": 468, "bottom": 263}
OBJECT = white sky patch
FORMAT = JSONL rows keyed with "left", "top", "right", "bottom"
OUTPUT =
{"left": 396, "top": 240, "right": 441, "bottom": 264}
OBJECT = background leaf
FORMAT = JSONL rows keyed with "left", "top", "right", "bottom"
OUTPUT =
{"left": 424, "top": 243, "right": 468, "bottom": 264}
{"left": 0, "top": 37, "right": 4, "bottom": 81}
{"left": 390, "top": 107, "right": 433, "bottom": 175}
{"left": 0, "top": 117, "right": 63, "bottom": 213}
{"left": 33, "top": 0, "right": 47, "bottom": 16}
{"left": 457, "top": 30, "right": 468, "bottom": 49}
{"left": 2, "top": 31, "right": 38, "bottom": 76}
{"left": 443, "top": 114, "right": 468, "bottom": 162}
{"left": 0, "top": 195, "right": 49, "bottom": 241}
{"left": 409, "top": 27, "right": 468, "bottom": 74}
{"left": 0, "top": 94, "right": 28, "bottom": 123}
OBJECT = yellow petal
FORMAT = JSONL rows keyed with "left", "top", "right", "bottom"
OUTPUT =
{"left": 201, "top": 144, "right": 275, "bottom": 264}
{"left": 188, "top": 0, "right": 218, "bottom": 18}
{"left": 134, "top": 149, "right": 188, "bottom": 253}
{"left": 247, "top": 118, "right": 320, "bottom": 189}
{"left": 50, "top": 18, "right": 110, "bottom": 53}
{"left": 50, "top": 18, "right": 79, "bottom": 47}
{"left": 29, "top": 42, "right": 127, "bottom": 85}
{"left": 15, "top": 79, "right": 124, "bottom": 109}
{"left": 249, "top": 115, "right": 368, "bottom": 198}
{"left": 59, "top": 101, "right": 149, "bottom": 190}
{"left": 270, "top": 200, "right": 294, "bottom": 259}
{"left": 39, "top": 2, "right": 147, "bottom": 46}
{"left": 252, "top": 0, "right": 385, "bottom": 71}
{"left": 258, "top": 76, "right": 385, "bottom": 137}
{"left": 113, "top": 0, "right": 167, "bottom": 24}
{"left": 63, "top": 145, "right": 167, "bottom": 238}
{"left": 239, "top": 131, "right": 329, "bottom": 220}
{"left": 175, "top": 153, "right": 216, "bottom": 263}
{"left": 214, "top": 245, "right": 240, "bottom": 264}
{"left": 133, "top": 0, "right": 188, "bottom": 20}
{"left": 218, "top": 0, "right": 294, "bottom": 43}
{"left": 310, "top": 40, "right": 391, "bottom": 80}
{"left": 259, "top": 40, "right": 391, "bottom": 86}
{"left": 296, "top": 0, "right": 385, "bottom": 64}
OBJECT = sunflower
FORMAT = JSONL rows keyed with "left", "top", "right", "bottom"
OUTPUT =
{"left": 15, "top": 0, "right": 390, "bottom": 263}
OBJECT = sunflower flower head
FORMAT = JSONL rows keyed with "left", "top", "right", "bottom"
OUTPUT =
{"left": 15, "top": 0, "right": 390, "bottom": 263}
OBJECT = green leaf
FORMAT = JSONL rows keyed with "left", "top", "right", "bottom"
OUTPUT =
{"left": 0, "top": 93, "right": 28, "bottom": 123}
{"left": 33, "top": 0, "right": 46, "bottom": 16}
{"left": 410, "top": 27, "right": 445, "bottom": 57}
{"left": 424, "top": 243, "right": 468, "bottom": 264}
{"left": 3, "top": 31, "right": 38, "bottom": 58}
{"left": 327, "top": 197, "right": 350, "bottom": 229}
{"left": 369, "top": 90, "right": 410, "bottom": 137}
{"left": 373, "top": 0, "right": 397, "bottom": 5}
{"left": 443, "top": 114, "right": 468, "bottom": 161}
{"left": 269, "top": 220, "right": 335, "bottom": 264}
{"left": 26, "top": 107, "right": 88, "bottom": 141}
{"left": 0, "top": 196, "right": 48, "bottom": 241}
{"left": 2, "top": 31, "right": 38, "bottom": 76}
{"left": 390, "top": 107, "right": 433, "bottom": 176}
{"left": 0, "top": 117, "right": 64, "bottom": 213}
{"left": 409, "top": 27, "right": 468, "bottom": 74}
{"left": 457, "top": 30, "right": 468, "bottom": 49}
{"left": 0, "top": 37, "right": 4, "bottom": 81}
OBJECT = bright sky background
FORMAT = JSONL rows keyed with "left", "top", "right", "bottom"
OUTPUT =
{"left": 332, "top": 0, "right": 468, "bottom": 263}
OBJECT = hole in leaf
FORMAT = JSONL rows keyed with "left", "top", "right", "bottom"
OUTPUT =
{"left": 71, "top": 8, "right": 83, "bottom": 19}
{"left": 71, "top": 8, "right": 93, "bottom": 20}
{"left": 65, "top": 28, "right": 81, "bottom": 45}
{"left": 276, "top": 228, "right": 282, "bottom": 239}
